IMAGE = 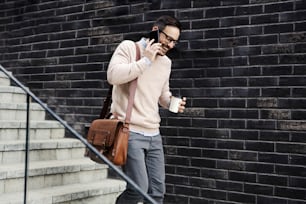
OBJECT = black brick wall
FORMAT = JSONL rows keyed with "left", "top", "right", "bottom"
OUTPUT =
{"left": 1, "top": 0, "right": 306, "bottom": 203}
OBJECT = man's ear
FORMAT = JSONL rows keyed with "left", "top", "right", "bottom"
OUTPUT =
{"left": 152, "top": 26, "right": 159, "bottom": 31}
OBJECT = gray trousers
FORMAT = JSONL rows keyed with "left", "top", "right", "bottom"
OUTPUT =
{"left": 116, "top": 131, "right": 165, "bottom": 204}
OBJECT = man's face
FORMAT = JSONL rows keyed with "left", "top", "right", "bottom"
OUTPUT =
{"left": 158, "top": 25, "right": 180, "bottom": 56}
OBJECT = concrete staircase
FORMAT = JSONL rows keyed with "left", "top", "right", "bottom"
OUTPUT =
{"left": 0, "top": 71, "right": 125, "bottom": 204}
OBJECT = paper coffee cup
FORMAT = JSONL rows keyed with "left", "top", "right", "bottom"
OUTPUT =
{"left": 169, "top": 96, "right": 182, "bottom": 113}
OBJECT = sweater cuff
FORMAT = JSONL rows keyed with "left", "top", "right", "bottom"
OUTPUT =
{"left": 142, "top": 56, "right": 152, "bottom": 66}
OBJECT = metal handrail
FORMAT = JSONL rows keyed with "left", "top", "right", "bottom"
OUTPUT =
{"left": 0, "top": 65, "right": 157, "bottom": 204}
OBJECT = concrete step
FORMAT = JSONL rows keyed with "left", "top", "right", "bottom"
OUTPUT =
{"left": 0, "top": 71, "right": 11, "bottom": 86}
{"left": 0, "top": 158, "right": 109, "bottom": 194}
{"left": 0, "top": 138, "right": 86, "bottom": 164}
{"left": 0, "top": 86, "right": 27, "bottom": 103}
{"left": 0, "top": 103, "right": 46, "bottom": 121}
{"left": 0, "top": 69, "right": 125, "bottom": 203}
{"left": 0, "top": 179, "right": 126, "bottom": 204}
{"left": 0, "top": 120, "right": 65, "bottom": 141}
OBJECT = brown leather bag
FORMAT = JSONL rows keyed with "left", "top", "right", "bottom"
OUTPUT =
{"left": 85, "top": 43, "right": 140, "bottom": 166}
{"left": 85, "top": 119, "right": 129, "bottom": 165}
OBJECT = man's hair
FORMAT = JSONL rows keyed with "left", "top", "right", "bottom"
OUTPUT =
{"left": 154, "top": 15, "right": 182, "bottom": 32}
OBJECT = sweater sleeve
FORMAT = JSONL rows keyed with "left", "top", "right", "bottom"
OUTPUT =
{"left": 159, "top": 71, "right": 172, "bottom": 109}
{"left": 107, "top": 40, "right": 149, "bottom": 85}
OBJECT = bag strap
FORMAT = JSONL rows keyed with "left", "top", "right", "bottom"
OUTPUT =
{"left": 99, "top": 42, "right": 140, "bottom": 122}
{"left": 99, "top": 85, "right": 113, "bottom": 119}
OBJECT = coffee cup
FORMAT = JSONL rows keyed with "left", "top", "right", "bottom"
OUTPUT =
{"left": 169, "top": 96, "right": 182, "bottom": 113}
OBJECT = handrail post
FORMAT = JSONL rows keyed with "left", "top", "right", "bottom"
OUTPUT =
{"left": 24, "top": 93, "right": 30, "bottom": 204}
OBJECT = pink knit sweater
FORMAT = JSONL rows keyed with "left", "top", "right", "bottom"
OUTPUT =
{"left": 107, "top": 40, "right": 172, "bottom": 134}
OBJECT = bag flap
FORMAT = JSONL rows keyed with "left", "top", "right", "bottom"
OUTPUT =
{"left": 87, "top": 119, "right": 123, "bottom": 147}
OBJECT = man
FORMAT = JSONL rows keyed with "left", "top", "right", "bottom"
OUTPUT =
{"left": 107, "top": 15, "right": 186, "bottom": 204}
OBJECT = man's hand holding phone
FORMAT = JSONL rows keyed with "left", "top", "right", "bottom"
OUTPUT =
{"left": 143, "top": 30, "right": 162, "bottom": 62}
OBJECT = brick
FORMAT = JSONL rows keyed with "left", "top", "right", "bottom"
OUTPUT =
{"left": 259, "top": 131, "right": 290, "bottom": 141}
{"left": 220, "top": 77, "right": 247, "bottom": 86}
{"left": 176, "top": 166, "right": 201, "bottom": 177}
{"left": 245, "top": 141, "right": 274, "bottom": 152}
{"left": 192, "top": 19, "right": 219, "bottom": 29}
{"left": 250, "top": 34, "right": 278, "bottom": 45}
{"left": 249, "top": 55, "right": 278, "bottom": 65}
{"left": 229, "top": 150, "right": 257, "bottom": 161}
{"left": 233, "top": 67, "right": 261, "bottom": 76}
{"left": 257, "top": 196, "right": 288, "bottom": 204}
{"left": 262, "top": 44, "right": 294, "bottom": 54}
{"left": 217, "top": 140, "right": 244, "bottom": 150}
{"left": 258, "top": 174, "right": 288, "bottom": 186}
{"left": 200, "top": 188, "right": 227, "bottom": 200}
{"left": 296, "top": 22, "right": 306, "bottom": 32}
{"left": 205, "top": 28, "right": 234, "bottom": 38}
{"left": 262, "top": 88, "right": 290, "bottom": 97}
{"left": 220, "top": 56, "right": 248, "bottom": 66}
{"left": 161, "top": 0, "right": 191, "bottom": 9}
{"left": 233, "top": 46, "right": 261, "bottom": 56}
{"left": 60, "top": 39, "right": 89, "bottom": 48}
{"left": 276, "top": 165, "right": 306, "bottom": 177}
{"left": 276, "top": 143, "right": 306, "bottom": 154}
{"left": 191, "top": 158, "right": 216, "bottom": 168}
{"left": 265, "top": 2, "right": 294, "bottom": 12}
{"left": 264, "top": 23, "right": 294, "bottom": 34}
{"left": 206, "top": 68, "right": 231, "bottom": 77}
{"left": 193, "top": 0, "right": 220, "bottom": 7}
{"left": 190, "top": 177, "right": 215, "bottom": 188}
{"left": 280, "top": 54, "right": 306, "bottom": 64}
{"left": 191, "top": 138, "right": 216, "bottom": 148}
{"left": 229, "top": 171, "right": 256, "bottom": 182}
{"left": 278, "top": 121, "right": 306, "bottom": 131}
{"left": 280, "top": 32, "right": 306, "bottom": 43}
{"left": 220, "top": 16, "right": 249, "bottom": 27}
{"left": 245, "top": 162, "right": 274, "bottom": 173}
{"left": 232, "top": 109, "right": 258, "bottom": 119}
{"left": 176, "top": 186, "right": 200, "bottom": 197}
{"left": 289, "top": 177, "right": 306, "bottom": 188}
{"left": 59, "top": 56, "right": 87, "bottom": 64}
{"left": 164, "top": 137, "right": 190, "bottom": 147}
{"left": 217, "top": 160, "right": 245, "bottom": 171}
{"left": 193, "top": 98, "right": 217, "bottom": 108}
{"left": 232, "top": 88, "right": 260, "bottom": 97}
{"left": 280, "top": 10, "right": 306, "bottom": 22}
{"left": 47, "top": 48, "right": 74, "bottom": 57}
{"left": 164, "top": 194, "right": 188, "bottom": 204}
{"left": 203, "top": 129, "right": 229, "bottom": 139}
{"left": 201, "top": 168, "right": 228, "bottom": 180}
{"left": 236, "top": 26, "right": 263, "bottom": 36}
{"left": 202, "top": 149, "right": 228, "bottom": 159}
{"left": 96, "top": 6, "right": 129, "bottom": 17}
{"left": 260, "top": 109, "right": 290, "bottom": 120}
{"left": 205, "top": 109, "right": 230, "bottom": 118}
{"left": 228, "top": 192, "right": 256, "bottom": 203}
{"left": 279, "top": 99, "right": 306, "bottom": 109}
{"left": 236, "top": 5, "right": 263, "bottom": 15}
{"left": 275, "top": 187, "right": 306, "bottom": 200}
{"left": 216, "top": 180, "right": 243, "bottom": 192}
{"left": 291, "top": 110, "right": 306, "bottom": 120}
{"left": 251, "top": 14, "right": 279, "bottom": 24}
{"left": 291, "top": 132, "right": 306, "bottom": 143}
{"left": 231, "top": 130, "right": 259, "bottom": 140}
{"left": 244, "top": 183, "right": 273, "bottom": 195}
{"left": 262, "top": 65, "right": 293, "bottom": 75}
{"left": 193, "top": 118, "right": 217, "bottom": 128}
{"left": 206, "top": 7, "right": 235, "bottom": 18}
{"left": 219, "top": 99, "right": 246, "bottom": 108}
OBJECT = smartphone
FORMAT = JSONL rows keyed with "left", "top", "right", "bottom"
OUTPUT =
{"left": 149, "top": 30, "right": 159, "bottom": 43}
